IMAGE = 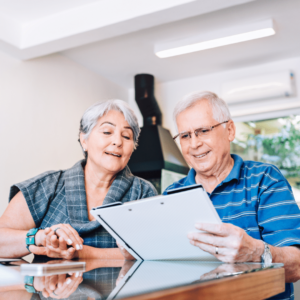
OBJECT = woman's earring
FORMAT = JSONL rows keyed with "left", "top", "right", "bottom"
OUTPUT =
{"left": 83, "top": 148, "right": 86, "bottom": 152}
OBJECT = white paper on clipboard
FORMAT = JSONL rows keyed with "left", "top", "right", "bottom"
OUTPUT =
{"left": 91, "top": 184, "right": 221, "bottom": 261}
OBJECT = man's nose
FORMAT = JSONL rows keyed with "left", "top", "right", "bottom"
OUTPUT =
{"left": 190, "top": 133, "right": 202, "bottom": 148}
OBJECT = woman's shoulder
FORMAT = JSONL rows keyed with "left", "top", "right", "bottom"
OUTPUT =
{"left": 9, "top": 169, "right": 64, "bottom": 202}
{"left": 23, "top": 169, "right": 62, "bottom": 185}
{"left": 9, "top": 160, "right": 85, "bottom": 201}
{"left": 131, "top": 175, "right": 158, "bottom": 198}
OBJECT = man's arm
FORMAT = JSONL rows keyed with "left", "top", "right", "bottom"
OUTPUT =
{"left": 270, "top": 244, "right": 300, "bottom": 283}
{"left": 188, "top": 222, "right": 300, "bottom": 283}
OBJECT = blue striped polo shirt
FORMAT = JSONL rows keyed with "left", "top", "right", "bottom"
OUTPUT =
{"left": 163, "top": 154, "right": 300, "bottom": 300}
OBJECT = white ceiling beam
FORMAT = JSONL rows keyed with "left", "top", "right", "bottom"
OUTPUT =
{"left": 0, "top": 0, "right": 256, "bottom": 60}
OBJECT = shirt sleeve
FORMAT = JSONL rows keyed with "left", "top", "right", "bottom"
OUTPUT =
{"left": 258, "top": 169, "right": 300, "bottom": 247}
{"left": 9, "top": 171, "right": 61, "bottom": 227}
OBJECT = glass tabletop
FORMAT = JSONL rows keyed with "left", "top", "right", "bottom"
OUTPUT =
{"left": 0, "top": 258, "right": 283, "bottom": 300}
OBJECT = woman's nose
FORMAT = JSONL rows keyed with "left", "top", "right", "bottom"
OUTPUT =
{"left": 112, "top": 133, "right": 123, "bottom": 146}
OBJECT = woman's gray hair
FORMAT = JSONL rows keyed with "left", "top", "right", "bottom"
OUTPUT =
{"left": 79, "top": 99, "right": 140, "bottom": 157}
{"left": 173, "top": 91, "right": 232, "bottom": 131}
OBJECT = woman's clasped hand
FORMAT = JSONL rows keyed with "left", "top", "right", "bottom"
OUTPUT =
{"left": 34, "top": 271, "right": 83, "bottom": 299}
{"left": 30, "top": 224, "right": 84, "bottom": 259}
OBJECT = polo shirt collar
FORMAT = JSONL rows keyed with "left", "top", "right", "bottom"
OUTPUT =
{"left": 186, "top": 168, "right": 196, "bottom": 185}
{"left": 186, "top": 154, "right": 244, "bottom": 185}
{"left": 223, "top": 154, "right": 244, "bottom": 183}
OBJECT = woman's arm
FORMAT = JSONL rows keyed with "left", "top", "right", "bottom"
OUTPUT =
{"left": 0, "top": 192, "right": 38, "bottom": 257}
{"left": 46, "top": 238, "right": 127, "bottom": 260}
{"left": 0, "top": 192, "right": 66, "bottom": 258}
{"left": 0, "top": 290, "right": 32, "bottom": 300}
{"left": 75, "top": 245, "right": 125, "bottom": 259}
{"left": 41, "top": 226, "right": 126, "bottom": 260}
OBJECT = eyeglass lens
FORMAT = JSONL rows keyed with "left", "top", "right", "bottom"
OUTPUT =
{"left": 179, "top": 127, "right": 212, "bottom": 140}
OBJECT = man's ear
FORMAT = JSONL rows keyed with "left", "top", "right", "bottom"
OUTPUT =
{"left": 79, "top": 132, "right": 87, "bottom": 150}
{"left": 227, "top": 120, "right": 236, "bottom": 142}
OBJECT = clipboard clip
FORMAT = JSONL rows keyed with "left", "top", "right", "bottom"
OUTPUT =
{"left": 93, "top": 202, "right": 122, "bottom": 210}
{"left": 166, "top": 184, "right": 203, "bottom": 195}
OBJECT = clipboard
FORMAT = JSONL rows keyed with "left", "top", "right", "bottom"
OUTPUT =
{"left": 91, "top": 184, "right": 221, "bottom": 261}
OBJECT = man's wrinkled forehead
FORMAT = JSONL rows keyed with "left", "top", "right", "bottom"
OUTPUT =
{"left": 176, "top": 100, "right": 215, "bottom": 131}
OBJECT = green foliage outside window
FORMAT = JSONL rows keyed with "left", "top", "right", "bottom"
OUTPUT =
{"left": 245, "top": 117, "right": 300, "bottom": 180}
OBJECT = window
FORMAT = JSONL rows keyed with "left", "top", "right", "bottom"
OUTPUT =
{"left": 231, "top": 115, "right": 300, "bottom": 203}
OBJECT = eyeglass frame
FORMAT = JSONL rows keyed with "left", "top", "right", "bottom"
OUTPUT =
{"left": 173, "top": 120, "right": 229, "bottom": 141}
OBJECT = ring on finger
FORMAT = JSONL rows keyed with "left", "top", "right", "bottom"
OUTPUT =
{"left": 215, "top": 246, "right": 219, "bottom": 255}
{"left": 53, "top": 227, "right": 60, "bottom": 234}
{"left": 53, "top": 291, "right": 58, "bottom": 296}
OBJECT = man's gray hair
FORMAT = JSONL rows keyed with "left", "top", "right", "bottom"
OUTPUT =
{"left": 79, "top": 99, "right": 140, "bottom": 155}
{"left": 173, "top": 91, "right": 232, "bottom": 131}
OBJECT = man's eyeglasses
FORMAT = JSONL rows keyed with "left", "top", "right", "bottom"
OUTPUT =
{"left": 173, "top": 120, "right": 229, "bottom": 141}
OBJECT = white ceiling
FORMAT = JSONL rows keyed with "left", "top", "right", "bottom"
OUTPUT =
{"left": 62, "top": 0, "right": 300, "bottom": 87}
{"left": 0, "top": 0, "right": 99, "bottom": 21}
{"left": 0, "top": 0, "right": 299, "bottom": 89}
{"left": 0, "top": 0, "right": 253, "bottom": 59}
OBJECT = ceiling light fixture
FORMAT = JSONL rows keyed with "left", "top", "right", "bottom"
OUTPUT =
{"left": 155, "top": 19, "right": 275, "bottom": 58}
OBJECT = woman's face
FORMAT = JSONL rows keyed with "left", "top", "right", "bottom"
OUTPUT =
{"left": 81, "top": 110, "right": 135, "bottom": 175}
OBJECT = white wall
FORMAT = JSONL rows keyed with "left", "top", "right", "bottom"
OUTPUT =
{"left": 129, "top": 56, "right": 300, "bottom": 135}
{"left": 0, "top": 52, "right": 128, "bottom": 215}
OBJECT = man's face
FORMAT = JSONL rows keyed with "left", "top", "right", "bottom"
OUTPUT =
{"left": 176, "top": 100, "right": 235, "bottom": 177}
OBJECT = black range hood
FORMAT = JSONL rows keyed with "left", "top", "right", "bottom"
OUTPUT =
{"left": 128, "top": 74, "right": 189, "bottom": 185}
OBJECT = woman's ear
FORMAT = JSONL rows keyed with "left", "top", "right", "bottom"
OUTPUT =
{"left": 79, "top": 132, "right": 87, "bottom": 151}
{"left": 227, "top": 120, "right": 236, "bottom": 142}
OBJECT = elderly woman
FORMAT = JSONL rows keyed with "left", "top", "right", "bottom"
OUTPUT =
{"left": 0, "top": 100, "right": 157, "bottom": 260}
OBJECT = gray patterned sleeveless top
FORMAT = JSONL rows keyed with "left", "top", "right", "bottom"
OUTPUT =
{"left": 9, "top": 160, "right": 157, "bottom": 249}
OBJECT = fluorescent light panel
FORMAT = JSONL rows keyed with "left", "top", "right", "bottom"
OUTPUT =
{"left": 155, "top": 19, "right": 275, "bottom": 58}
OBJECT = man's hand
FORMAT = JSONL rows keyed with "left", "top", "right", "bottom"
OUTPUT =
{"left": 116, "top": 241, "right": 135, "bottom": 261}
{"left": 187, "top": 223, "right": 264, "bottom": 263}
{"left": 199, "top": 263, "right": 258, "bottom": 281}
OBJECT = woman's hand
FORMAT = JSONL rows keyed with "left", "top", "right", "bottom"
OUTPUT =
{"left": 116, "top": 241, "right": 135, "bottom": 261}
{"left": 30, "top": 238, "right": 78, "bottom": 260}
{"left": 34, "top": 272, "right": 83, "bottom": 299}
{"left": 30, "top": 225, "right": 83, "bottom": 259}
{"left": 43, "top": 229, "right": 80, "bottom": 259}
{"left": 34, "top": 224, "right": 83, "bottom": 249}
{"left": 48, "top": 224, "right": 83, "bottom": 250}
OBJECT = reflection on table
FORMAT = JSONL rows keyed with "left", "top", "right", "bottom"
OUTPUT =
{"left": 0, "top": 257, "right": 284, "bottom": 300}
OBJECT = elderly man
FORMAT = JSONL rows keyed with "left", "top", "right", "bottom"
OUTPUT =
{"left": 163, "top": 91, "right": 300, "bottom": 300}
